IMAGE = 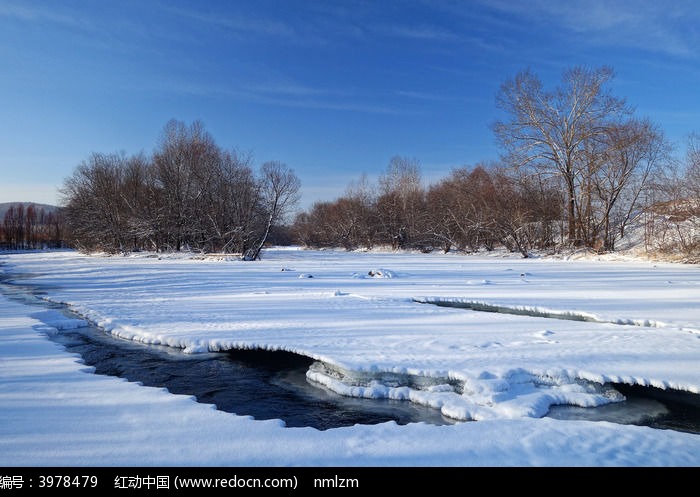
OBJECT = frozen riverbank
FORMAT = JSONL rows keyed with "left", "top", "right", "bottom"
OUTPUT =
{"left": 1, "top": 248, "right": 699, "bottom": 466}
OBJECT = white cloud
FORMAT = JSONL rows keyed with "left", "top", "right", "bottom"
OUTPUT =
{"left": 479, "top": 0, "right": 699, "bottom": 58}
{"left": 0, "top": 2, "right": 83, "bottom": 27}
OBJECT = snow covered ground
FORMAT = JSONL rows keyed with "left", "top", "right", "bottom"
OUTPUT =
{"left": 1, "top": 247, "right": 699, "bottom": 466}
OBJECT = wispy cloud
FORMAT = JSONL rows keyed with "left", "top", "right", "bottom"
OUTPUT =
{"left": 0, "top": 2, "right": 84, "bottom": 28}
{"left": 394, "top": 90, "right": 446, "bottom": 101}
{"left": 131, "top": 77, "right": 411, "bottom": 116}
{"left": 232, "top": 87, "right": 411, "bottom": 115}
{"left": 164, "top": 4, "right": 297, "bottom": 40}
{"left": 375, "top": 23, "right": 461, "bottom": 42}
{"left": 478, "top": 0, "right": 699, "bottom": 58}
{"left": 244, "top": 83, "right": 348, "bottom": 98}
{"left": 0, "top": 2, "right": 190, "bottom": 59}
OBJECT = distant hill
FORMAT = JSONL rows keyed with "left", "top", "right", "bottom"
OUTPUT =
{"left": 0, "top": 202, "right": 61, "bottom": 220}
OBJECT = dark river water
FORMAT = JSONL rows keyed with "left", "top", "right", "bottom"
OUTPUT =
{"left": 49, "top": 326, "right": 456, "bottom": 430}
{"left": 2, "top": 272, "right": 699, "bottom": 433}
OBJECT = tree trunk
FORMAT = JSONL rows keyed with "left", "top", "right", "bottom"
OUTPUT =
{"left": 243, "top": 214, "right": 273, "bottom": 261}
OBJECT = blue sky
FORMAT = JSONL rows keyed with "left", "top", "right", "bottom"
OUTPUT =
{"left": 1, "top": 0, "right": 699, "bottom": 211}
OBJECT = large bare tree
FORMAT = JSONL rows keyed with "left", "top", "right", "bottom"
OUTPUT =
{"left": 152, "top": 119, "right": 221, "bottom": 251}
{"left": 493, "top": 66, "right": 630, "bottom": 246}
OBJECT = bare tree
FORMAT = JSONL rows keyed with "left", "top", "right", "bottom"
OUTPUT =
{"left": 685, "top": 132, "right": 700, "bottom": 197}
{"left": 592, "top": 119, "right": 671, "bottom": 250}
{"left": 291, "top": 201, "right": 332, "bottom": 248}
{"left": 425, "top": 165, "right": 500, "bottom": 252}
{"left": 493, "top": 66, "right": 631, "bottom": 246}
{"left": 343, "top": 173, "right": 378, "bottom": 249}
{"left": 2, "top": 204, "right": 25, "bottom": 249}
{"left": 244, "top": 161, "right": 300, "bottom": 260}
{"left": 61, "top": 152, "right": 133, "bottom": 252}
{"left": 376, "top": 156, "right": 426, "bottom": 249}
{"left": 152, "top": 119, "right": 221, "bottom": 251}
{"left": 208, "top": 149, "right": 258, "bottom": 254}
{"left": 425, "top": 179, "right": 461, "bottom": 253}
{"left": 61, "top": 120, "right": 304, "bottom": 255}
{"left": 662, "top": 132, "right": 700, "bottom": 257}
{"left": 1, "top": 203, "right": 66, "bottom": 249}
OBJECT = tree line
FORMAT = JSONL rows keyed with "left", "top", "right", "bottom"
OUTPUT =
{"left": 43, "top": 65, "right": 700, "bottom": 259}
{"left": 0, "top": 203, "right": 65, "bottom": 249}
{"left": 293, "top": 66, "right": 699, "bottom": 258}
{"left": 60, "top": 119, "right": 300, "bottom": 260}
{"left": 291, "top": 157, "right": 560, "bottom": 256}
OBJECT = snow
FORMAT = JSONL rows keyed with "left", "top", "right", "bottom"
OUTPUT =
{"left": 1, "top": 247, "right": 699, "bottom": 466}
